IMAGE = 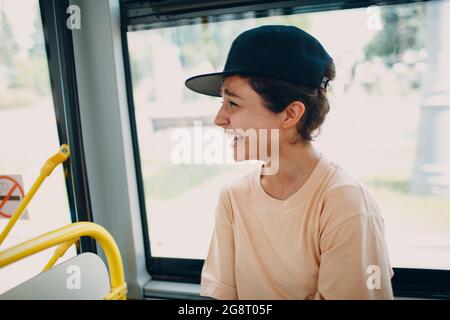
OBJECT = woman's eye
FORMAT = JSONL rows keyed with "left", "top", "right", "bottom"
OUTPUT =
{"left": 221, "top": 100, "right": 239, "bottom": 108}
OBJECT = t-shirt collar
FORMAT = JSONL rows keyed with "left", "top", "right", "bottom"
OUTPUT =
{"left": 251, "top": 153, "right": 331, "bottom": 211}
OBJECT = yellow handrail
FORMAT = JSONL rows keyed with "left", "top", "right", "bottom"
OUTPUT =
{"left": 0, "top": 222, "right": 127, "bottom": 300}
{"left": 0, "top": 144, "right": 70, "bottom": 246}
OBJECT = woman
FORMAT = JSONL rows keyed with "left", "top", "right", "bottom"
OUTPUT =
{"left": 185, "top": 25, "right": 394, "bottom": 300}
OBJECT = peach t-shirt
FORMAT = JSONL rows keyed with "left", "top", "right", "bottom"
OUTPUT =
{"left": 200, "top": 154, "right": 394, "bottom": 299}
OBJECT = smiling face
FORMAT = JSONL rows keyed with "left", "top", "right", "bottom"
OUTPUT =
{"left": 214, "top": 75, "right": 304, "bottom": 162}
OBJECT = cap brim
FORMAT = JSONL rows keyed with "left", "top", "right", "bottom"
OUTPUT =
{"left": 185, "top": 71, "right": 237, "bottom": 97}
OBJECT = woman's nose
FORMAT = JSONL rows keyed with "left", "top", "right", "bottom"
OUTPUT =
{"left": 214, "top": 105, "right": 229, "bottom": 128}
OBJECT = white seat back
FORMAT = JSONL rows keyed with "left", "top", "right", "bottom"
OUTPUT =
{"left": 0, "top": 253, "right": 110, "bottom": 300}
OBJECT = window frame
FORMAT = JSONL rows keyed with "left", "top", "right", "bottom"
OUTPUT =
{"left": 39, "top": 0, "right": 96, "bottom": 253}
{"left": 120, "top": 0, "right": 450, "bottom": 298}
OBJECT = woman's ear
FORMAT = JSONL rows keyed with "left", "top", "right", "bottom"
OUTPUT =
{"left": 281, "top": 101, "right": 305, "bottom": 129}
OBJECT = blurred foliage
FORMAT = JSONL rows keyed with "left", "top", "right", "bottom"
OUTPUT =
{"left": 364, "top": 5, "right": 426, "bottom": 67}
{"left": 0, "top": 3, "right": 50, "bottom": 109}
{"left": 0, "top": 8, "right": 20, "bottom": 88}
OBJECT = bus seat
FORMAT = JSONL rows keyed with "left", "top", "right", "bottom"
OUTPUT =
{"left": 0, "top": 253, "right": 110, "bottom": 300}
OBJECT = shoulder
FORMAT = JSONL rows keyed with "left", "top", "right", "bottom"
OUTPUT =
{"left": 219, "top": 168, "right": 255, "bottom": 201}
{"left": 216, "top": 168, "right": 256, "bottom": 214}
{"left": 323, "top": 165, "right": 380, "bottom": 215}
{"left": 319, "top": 160, "right": 383, "bottom": 236}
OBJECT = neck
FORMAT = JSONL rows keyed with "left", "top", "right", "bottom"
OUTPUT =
{"left": 261, "top": 141, "right": 321, "bottom": 200}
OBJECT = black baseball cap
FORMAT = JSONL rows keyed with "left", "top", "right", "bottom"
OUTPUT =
{"left": 185, "top": 25, "right": 333, "bottom": 97}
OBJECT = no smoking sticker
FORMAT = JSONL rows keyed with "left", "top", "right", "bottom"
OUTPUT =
{"left": 0, "top": 175, "right": 29, "bottom": 220}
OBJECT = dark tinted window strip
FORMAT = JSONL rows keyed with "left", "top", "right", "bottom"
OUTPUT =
{"left": 123, "top": 0, "right": 434, "bottom": 31}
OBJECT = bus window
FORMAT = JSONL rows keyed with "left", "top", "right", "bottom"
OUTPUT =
{"left": 124, "top": 0, "right": 450, "bottom": 275}
{"left": 0, "top": 0, "right": 75, "bottom": 294}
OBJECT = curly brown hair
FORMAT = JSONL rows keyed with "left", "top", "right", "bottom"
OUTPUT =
{"left": 242, "top": 61, "right": 336, "bottom": 142}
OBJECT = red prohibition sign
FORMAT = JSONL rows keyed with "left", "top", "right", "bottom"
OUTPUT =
{"left": 0, "top": 175, "right": 25, "bottom": 219}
